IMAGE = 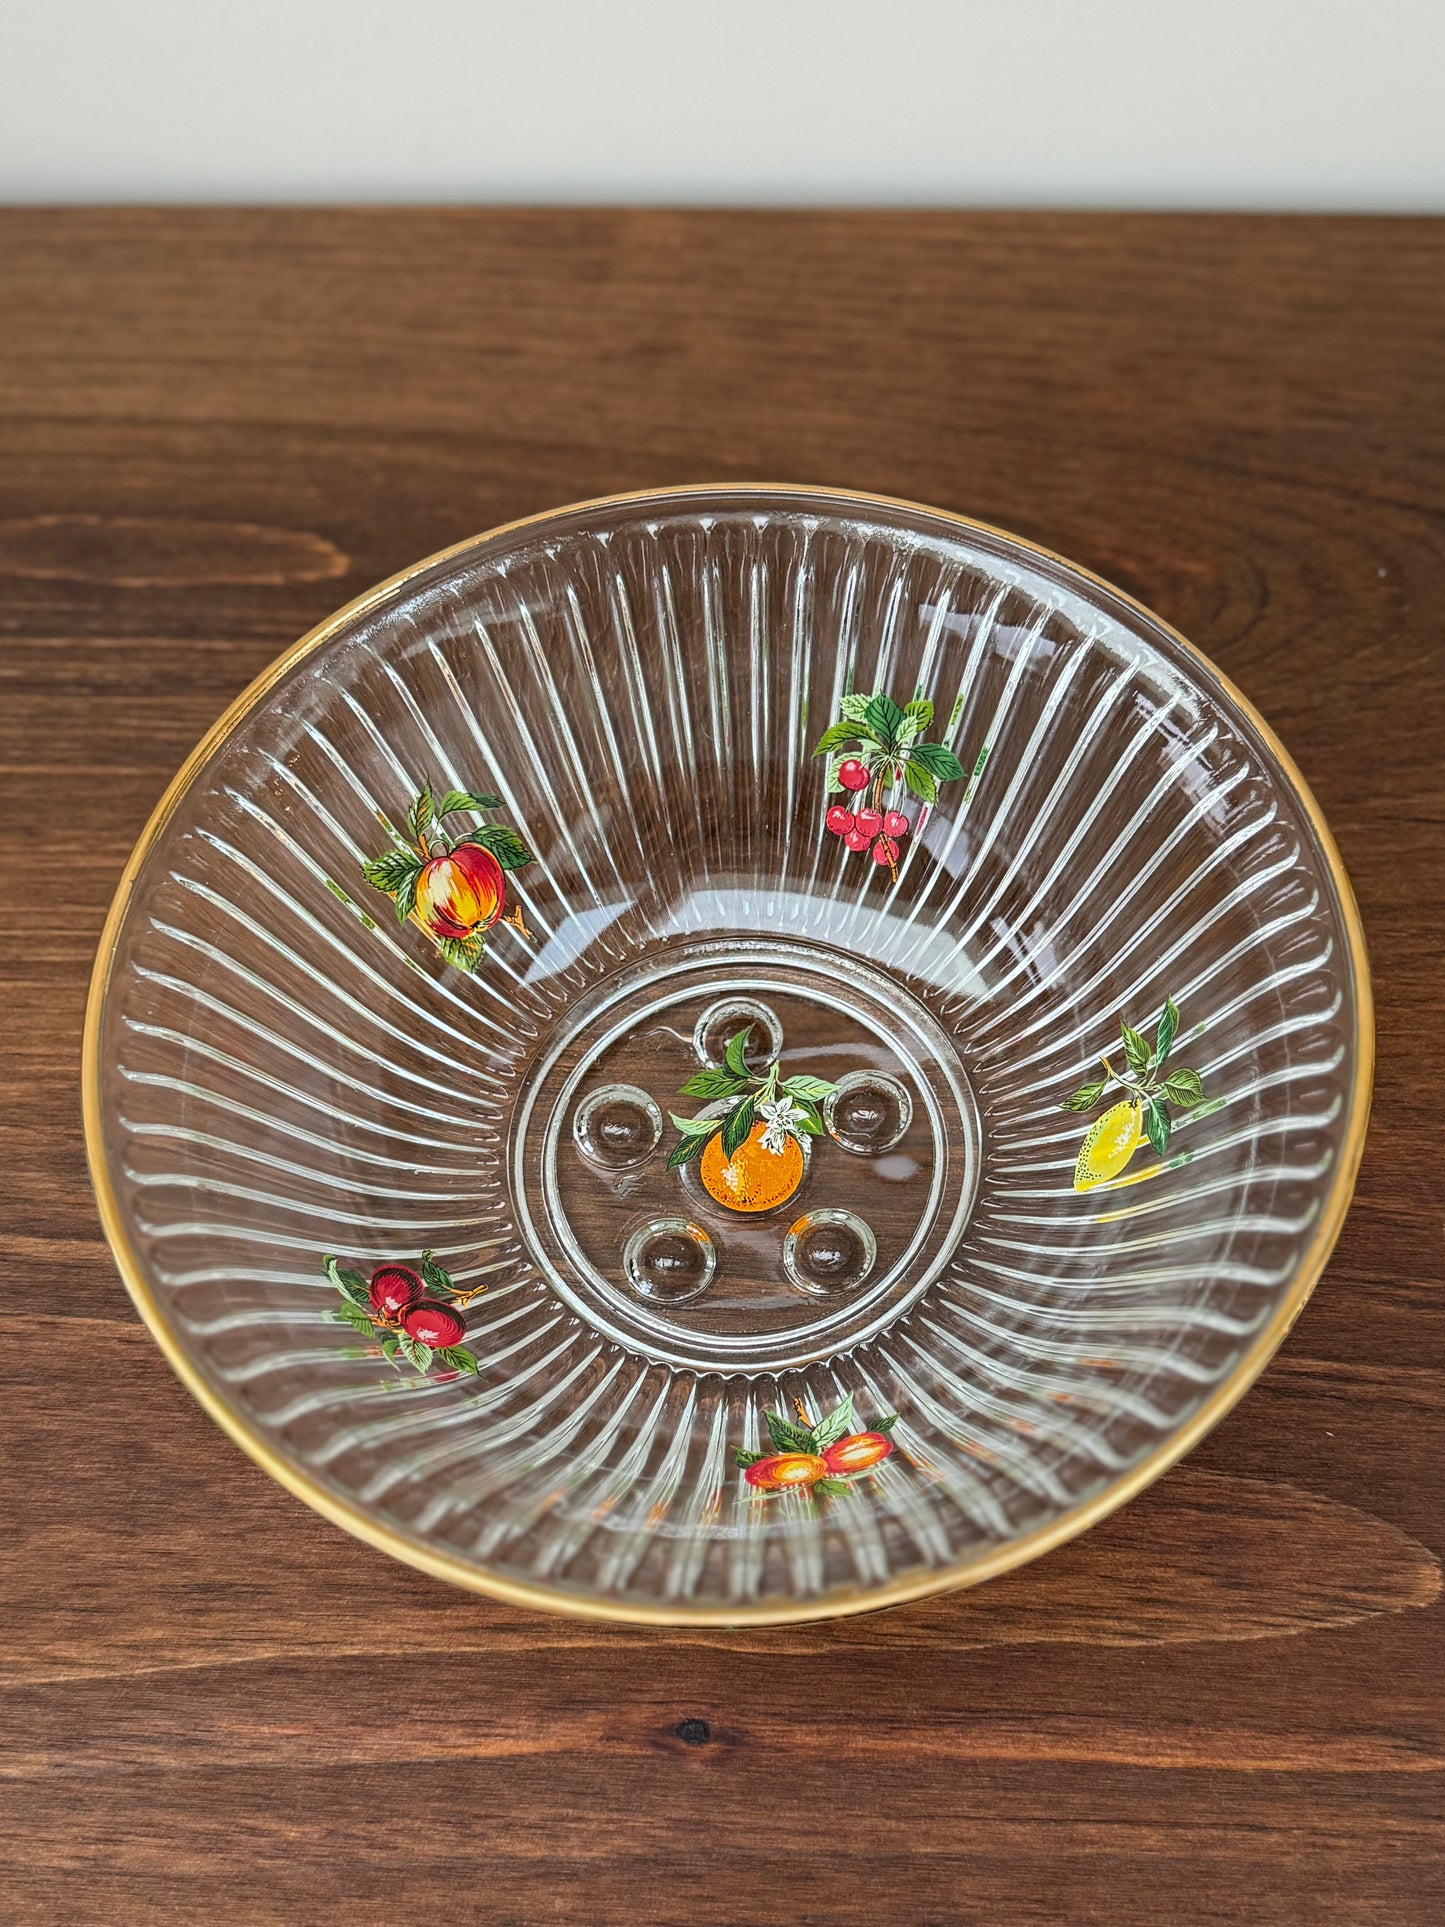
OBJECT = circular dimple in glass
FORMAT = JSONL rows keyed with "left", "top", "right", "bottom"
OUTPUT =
{"left": 572, "top": 1083, "right": 663, "bottom": 1169}
{"left": 622, "top": 1218, "right": 718, "bottom": 1305}
{"left": 782, "top": 1208, "right": 877, "bottom": 1298}
{"left": 692, "top": 997, "right": 783, "bottom": 1072}
{"left": 824, "top": 1070, "right": 913, "bottom": 1155}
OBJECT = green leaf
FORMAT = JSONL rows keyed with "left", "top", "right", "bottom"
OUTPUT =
{"left": 812, "top": 722, "right": 864, "bottom": 756}
{"left": 1063, "top": 1080, "right": 1108, "bottom": 1113}
{"left": 666, "top": 1129, "right": 714, "bottom": 1171}
{"left": 903, "top": 761, "right": 938, "bottom": 804}
{"left": 361, "top": 849, "right": 422, "bottom": 897}
{"left": 723, "top": 1027, "right": 753, "bottom": 1078}
{"left": 904, "top": 698, "right": 934, "bottom": 730}
{"left": 420, "top": 1248, "right": 455, "bottom": 1296}
{"left": 864, "top": 691, "right": 905, "bottom": 742}
{"left": 780, "top": 1074, "right": 835, "bottom": 1101}
{"left": 329, "top": 1301, "right": 376, "bottom": 1335}
{"left": 680, "top": 1067, "right": 749, "bottom": 1100}
{"left": 824, "top": 753, "right": 845, "bottom": 794}
{"left": 407, "top": 785, "right": 435, "bottom": 844}
{"left": 670, "top": 1110, "right": 719, "bottom": 1137}
{"left": 790, "top": 1098, "right": 824, "bottom": 1136}
{"left": 1154, "top": 995, "right": 1180, "bottom": 1066}
{"left": 394, "top": 867, "right": 421, "bottom": 924}
{"left": 733, "top": 1447, "right": 766, "bottom": 1468}
{"left": 910, "top": 741, "right": 966, "bottom": 783}
{"left": 398, "top": 1333, "right": 433, "bottom": 1375}
{"left": 379, "top": 1334, "right": 402, "bottom": 1362}
{"left": 434, "top": 930, "right": 488, "bottom": 972}
{"left": 813, "top": 1477, "right": 854, "bottom": 1498}
{"left": 462, "top": 823, "right": 533, "bottom": 871}
{"left": 436, "top": 1345, "right": 481, "bottom": 1375}
{"left": 720, "top": 1095, "right": 756, "bottom": 1159}
{"left": 765, "top": 1410, "right": 816, "bottom": 1455}
{"left": 839, "top": 692, "right": 872, "bottom": 725}
{"left": 1120, "top": 1020, "right": 1152, "bottom": 1076}
{"left": 323, "top": 1255, "right": 372, "bottom": 1307}
{"left": 811, "top": 1393, "right": 856, "bottom": 1450}
{"left": 1145, "top": 1099, "right": 1171, "bottom": 1157}
{"left": 1161, "top": 1067, "right": 1205, "bottom": 1108}
{"left": 873, "top": 1413, "right": 899, "bottom": 1435}
{"left": 436, "top": 789, "right": 501, "bottom": 816}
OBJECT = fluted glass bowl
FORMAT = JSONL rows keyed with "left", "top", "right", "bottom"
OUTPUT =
{"left": 85, "top": 486, "right": 1371, "bottom": 1624}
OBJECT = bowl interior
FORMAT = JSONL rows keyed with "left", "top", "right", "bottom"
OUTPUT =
{"left": 89, "top": 487, "right": 1368, "bottom": 1621}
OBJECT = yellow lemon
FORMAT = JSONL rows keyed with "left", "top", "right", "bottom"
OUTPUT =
{"left": 1074, "top": 1099, "right": 1144, "bottom": 1192}
{"left": 700, "top": 1120, "right": 805, "bottom": 1213}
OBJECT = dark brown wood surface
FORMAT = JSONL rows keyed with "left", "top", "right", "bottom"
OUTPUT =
{"left": 1, "top": 211, "right": 1442, "bottom": 1925}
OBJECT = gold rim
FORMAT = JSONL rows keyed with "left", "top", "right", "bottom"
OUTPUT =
{"left": 83, "top": 484, "right": 1375, "bottom": 1627}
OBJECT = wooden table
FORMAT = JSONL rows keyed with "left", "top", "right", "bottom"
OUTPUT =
{"left": 2, "top": 212, "right": 1441, "bottom": 1924}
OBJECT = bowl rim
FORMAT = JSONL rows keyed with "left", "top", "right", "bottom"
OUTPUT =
{"left": 83, "top": 482, "right": 1375, "bottom": 1627}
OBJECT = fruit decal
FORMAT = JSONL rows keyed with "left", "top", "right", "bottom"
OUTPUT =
{"left": 668, "top": 1024, "right": 836, "bottom": 1213}
{"left": 323, "top": 1250, "right": 486, "bottom": 1376}
{"left": 1065, "top": 996, "right": 1208, "bottom": 1191}
{"left": 361, "top": 782, "right": 533, "bottom": 972}
{"left": 813, "top": 690, "right": 966, "bottom": 878}
{"left": 735, "top": 1393, "right": 898, "bottom": 1500}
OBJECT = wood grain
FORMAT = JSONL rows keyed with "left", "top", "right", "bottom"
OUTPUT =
{"left": 1, "top": 210, "right": 1442, "bottom": 1924}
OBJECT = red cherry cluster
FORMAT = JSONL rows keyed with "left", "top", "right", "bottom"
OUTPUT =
{"left": 826, "top": 761, "right": 909, "bottom": 866}
{"left": 367, "top": 1264, "right": 467, "bottom": 1348}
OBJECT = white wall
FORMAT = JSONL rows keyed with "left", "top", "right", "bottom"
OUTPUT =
{"left": 3, "top": 0, "right": 1442, "bottom": 209}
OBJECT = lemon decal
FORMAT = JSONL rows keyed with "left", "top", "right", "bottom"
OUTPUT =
{"left": 1064, "top": 997, "right": 1209, "bottom": 1193}
{"left": 1073, "top": 1099, "right": 1145, "bottom": 1191}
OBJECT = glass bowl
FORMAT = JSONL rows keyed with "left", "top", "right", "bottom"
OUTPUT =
{"left": 84, "top": 485, "right": 1372, "bottom": 1624}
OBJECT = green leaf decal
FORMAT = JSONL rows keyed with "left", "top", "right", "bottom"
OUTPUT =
{"left": 903, "top": 762, "right": 938, "bottom": 804}
{"left": 393, "top": 864, "right": 421, "bottom": 924}
{"left": 1154, "top": 995, "right": 1180, "bottom": 1065}
{"left": 909, "top": 742, "right": 966, "bottom": 783}
{"left": 780, "top": 1074, "right": 836, "bottom": 1101}
{"left": 420, "top": 1248, "right": 455, "bottom": 1296}
{"left": 1145, "top": 1099, "right": 1171, "bottom": 1157}
{"left": 904, "top": 697, "right": 934, "bottom": 730}
{"left": 329, "top": 1301, "right": 376, "bottom": 1335}
{"left": 864, "top": 691, "right": 905, "bottom": 742}
{"left": 1161, "top": 1067, "right": 1205, "bottom": 1108}
{"left": 398, "top": 1334, "right": 433, "bottom": 1375}
{"left": 720, "top": 1095, "right": 756, "bottom": 1159}
{"left": 361, "top": 848, "right": 422, "bottom": 895}
{"left": 873, "top": 1413, "right": 899, "bottom": 1435}
{"left": 463, "top": 824, "right": 533, "bottom": 871}
{"left": 723, "top": 1027, "right": 753, "bottom": 1078}
{"left": 436, "top": 1345, "right": 481, "bottom": 1375}
{"left": 765, "top": 1410, "right": 816, "bottom": 1455}
{"left": 839, "top": 692, "right": 872, "bottom": 725}
{"left": 323, "top": 1255, "right": 372, "bottom": 1307}
{"left": 1120, "top": 1020, "right": 1151, "bottom": 1076}
{"left": 810, "top": 1393, "right": 856, "bottom": 1450}
{"left": 434, "top": 930, "right": 488, "bottom": 972}
{"left": 812, "top": 722, "right": 863, "bottom": 756}
{"left": 1064, "top": 1080, "right": 1108, "bottom": 1113}
{"left": 666, "top": 1130, "right": 713, "bottom": 1171}
{"left": 813, "top": 1477, "right": 854, "bottom": 1497}
{"left": 680, "top": 1067, "right": 749, "bottom": 1100}
{"left": 379, "top": 1335, "right": 401, "bottom": 1362}
{"left": 824, "top": 753, "right": 845, "bottom": 794}
{"left": 436, "top": 789, "right": 501, "bottom": 817}
{"left": 407, "top": 785, "right": 435, "bottom": 844}
{"left": 734, "top": 1447, "right": 766, "bottom": 1468}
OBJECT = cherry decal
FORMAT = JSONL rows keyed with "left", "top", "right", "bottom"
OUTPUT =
{"left": 837, "top": 759, "right": 870, "bottom": 792}
{"left": 825, "top": 804, "right": 856, "bottom": 837}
